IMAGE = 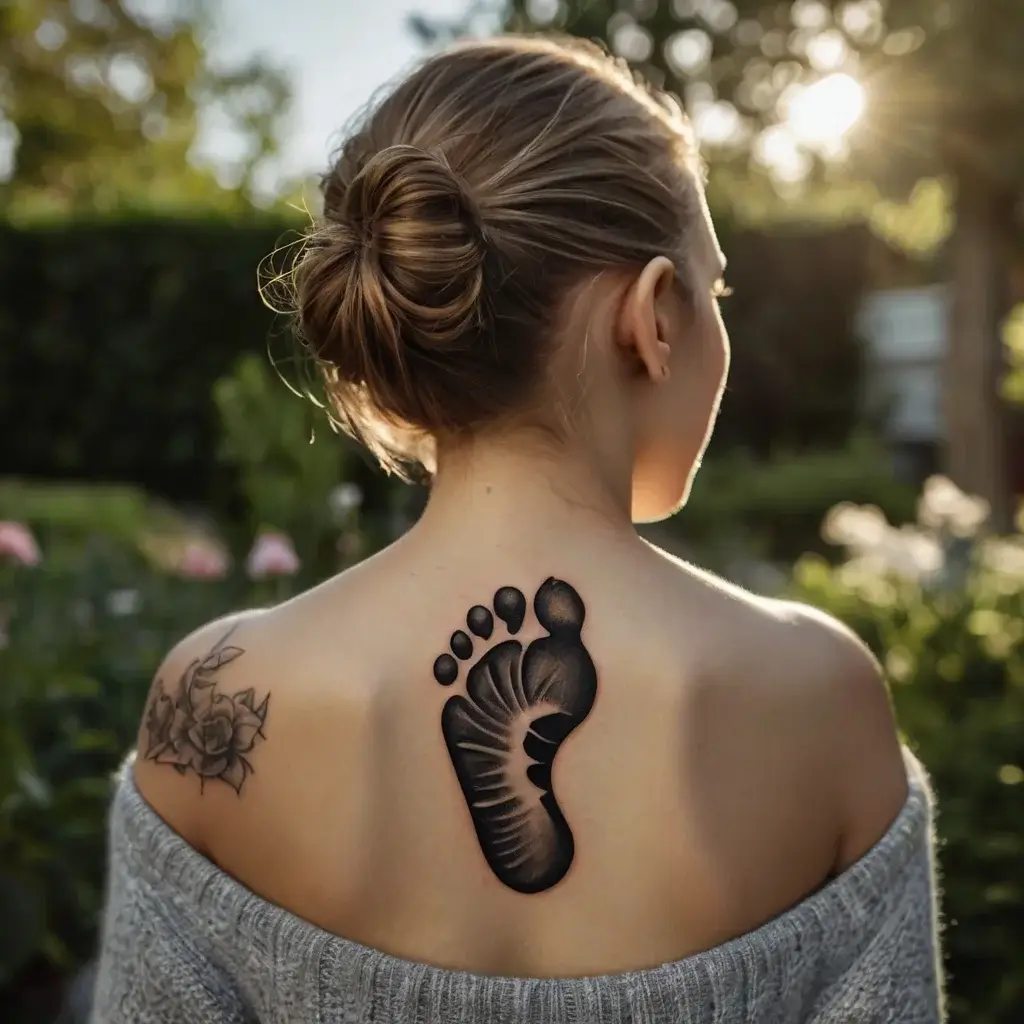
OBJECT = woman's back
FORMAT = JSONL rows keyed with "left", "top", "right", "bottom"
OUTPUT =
{"left": 138, "top": 476, "right": 907, "bottom": 979}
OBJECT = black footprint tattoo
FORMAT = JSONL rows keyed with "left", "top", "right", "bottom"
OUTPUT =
{"left": 432, "top": 578, "right": 597, "bottom": 894}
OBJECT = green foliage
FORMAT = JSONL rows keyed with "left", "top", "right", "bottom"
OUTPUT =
{"left": 0, "top": 216, "right": 297, "bottom": 507}
{"left": 0, "top": 480, "right": 155, "bottom": 546}
{"left": 213, "top": 353, "right": 363, "bottom": 569}
{"left": 0, "top": 0, "right": 292, "bottom": 214}
{"left": 0, "top": 479, "right": 191, "bottom": 576}
{"left": 681, "top": 434, "right": 918, "bottom": 562}
{"left": 791, "top": 492, "right": 1024, "bottom": 1023}
{"left": 1001, "top": 304, "right": 1024, "bottom": 406}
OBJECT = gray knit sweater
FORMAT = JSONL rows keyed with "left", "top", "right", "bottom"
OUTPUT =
{"left": 89, "top": 750, "right": 943, "bottom": 1023}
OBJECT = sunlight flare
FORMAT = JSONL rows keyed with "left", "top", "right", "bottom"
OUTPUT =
{"left": 785, "top": 73, "right": 865, "bottom": 146}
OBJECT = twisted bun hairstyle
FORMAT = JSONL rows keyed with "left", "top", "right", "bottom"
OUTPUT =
{"left": 282, "top": 35, "right": 702, "bottom": 477}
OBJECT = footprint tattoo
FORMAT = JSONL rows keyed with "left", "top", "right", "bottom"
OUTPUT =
{"left": 432, "top": 578, "right": 597, "bottom": 894}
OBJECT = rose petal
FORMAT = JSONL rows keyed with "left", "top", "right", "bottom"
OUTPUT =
{"left": 145, "top": 696, "right": 173, "bottom": 743}
{"left": 254, "top": 694, "right": 270, "bottom": 722}
{"left": 201, "top": 646, "right": 244, "bottom": 673}
{"left": 0, "top": 522, "right": 42, "bottom": 566}
{"left": 246, "top": 531, "right": 300, "bottom": 579}
{"left": 189, "top": 678, "right": 216, "bottom": 717}
{"left": 199, "top": 755, "right": 229, "bottom": 778}
{"left": 154, "top": 742, "right": 193, "bottom": 768}
{"left": 232, "top": 714, "right": 262, "bottom": 753}
{"left": 185, "top": 746, "right": 208, "bottom": 774}
{"left": 177, "top": 540, "right": 229, "bottom": 580}
{"left": 209, "top": 714, "right": 236, "bottom": 754}
{"left": 188, "top": 719, "right": 231, "bottom": 757}
{"left": 171, "top": 707, "right": 194, "bottom": 736}
{"left": 235, "top": 705, "right": 262, "bottom": 727}
{"left": 221, "top": 758, "right": 247, "bottom": 793}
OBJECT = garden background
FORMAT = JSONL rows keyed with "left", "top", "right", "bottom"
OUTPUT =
{"left": 2, "top": 1, "right": 1023, "bottom": 1022}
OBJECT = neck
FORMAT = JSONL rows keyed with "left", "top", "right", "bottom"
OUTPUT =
{"left": 411, "top": 430, "right": 635, "bottom": 548}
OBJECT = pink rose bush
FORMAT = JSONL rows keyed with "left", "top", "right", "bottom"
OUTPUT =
{"left": 177, "top": 539, "right": 230, "bottom": 580}
{"left": 246, "top": 531, "right": 300, "bottom": 579}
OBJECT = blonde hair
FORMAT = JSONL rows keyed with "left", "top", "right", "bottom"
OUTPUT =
{"left": 282, "top": 35, "right": 703, "bottom": 477}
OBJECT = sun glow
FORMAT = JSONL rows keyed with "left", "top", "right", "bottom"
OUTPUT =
{"left": 785, "top": 73, "right": 865, "bottom": 147}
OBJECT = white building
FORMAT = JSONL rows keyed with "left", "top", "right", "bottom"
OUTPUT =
{"left": 858, "top": 284, "right": 1024, "bottom": 498}
{"left": 857, "top": 284, "right": 948, "bottom": 444}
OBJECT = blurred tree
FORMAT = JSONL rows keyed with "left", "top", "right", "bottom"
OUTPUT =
{"left": 414, "top": 0, "right": 1023, "bottom": 529}
{"left": 0, "top": 0, "right": 291, "bottom": 213}
{"left": 1002, "top": 305, "right": 1024, "bottom": 406}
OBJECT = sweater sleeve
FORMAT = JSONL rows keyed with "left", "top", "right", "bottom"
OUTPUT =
{"left": 89, "top": 809, "right": 252, "bottom": 1024}
{"left": 806, "top": 755, "right": 945, "bottom": 1023}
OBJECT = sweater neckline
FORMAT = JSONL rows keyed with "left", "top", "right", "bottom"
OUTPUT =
{"left": 113, "top": 749, "right": 931, "bottom": 987}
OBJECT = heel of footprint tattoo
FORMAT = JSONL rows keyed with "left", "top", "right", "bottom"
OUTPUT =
{"left": 431, "top": 578, "right": 597, "bottom": 894}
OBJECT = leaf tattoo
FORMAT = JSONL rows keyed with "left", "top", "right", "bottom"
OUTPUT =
{"left": 142, "top": 625, "right": 268, "bottom": 794}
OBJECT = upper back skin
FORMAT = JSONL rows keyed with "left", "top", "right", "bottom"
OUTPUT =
{"left": 134, "top": 520, "right": 908, "bottom": 980}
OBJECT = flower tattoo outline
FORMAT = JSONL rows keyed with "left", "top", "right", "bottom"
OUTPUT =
{"left": 142, "top": 625, "right": 268, "bottom": 794}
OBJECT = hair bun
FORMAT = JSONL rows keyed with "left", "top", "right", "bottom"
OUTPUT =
{"left": 295, "top": 144, "right": 491, "bottom": 442}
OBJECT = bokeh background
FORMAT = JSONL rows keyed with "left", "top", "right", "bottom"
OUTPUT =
{"left": 2, "top": 1, "right": 1023, "bottom": 1021}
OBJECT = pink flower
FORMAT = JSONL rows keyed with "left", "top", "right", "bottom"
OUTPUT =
{"left": 177, "top": 540, "right": 229, "bottom": 580}
{"left": 246, "top": 531, "right": 300, "bottom": 579}
{"left": 0, "top": 522, "right": 41, "bottom": 566}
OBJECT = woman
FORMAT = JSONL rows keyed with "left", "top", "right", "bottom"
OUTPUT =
{"left": 91, "top": 35, "right": 943, "bottom": 1023}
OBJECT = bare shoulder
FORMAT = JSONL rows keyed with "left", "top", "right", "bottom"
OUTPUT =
{"left": 757, "top": 595, "right": 911, "bottom": 866}
{"left": 758, "top": 597, "right": 899, "bottom": 736}
{"left": 133, "top": 609, "right": 271, "bottom": 850}
{"left": 653, "top": 549, "right": 909, "bottom": 868}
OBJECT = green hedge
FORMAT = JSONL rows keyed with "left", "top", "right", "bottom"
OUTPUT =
{"left": 710, "top": 222, "right": 872, "bottom": 456}
{"left": 0, "top": 215, "right": 871, "bottom": 506}
{"left": 681, "top": 434, "right": 919, "bottom": 563}
{"left": 0, "top": 217, "right": 288, "bottom": 506}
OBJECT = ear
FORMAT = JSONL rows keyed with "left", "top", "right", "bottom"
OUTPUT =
{"left": 616, "top": 257, "right": 676, "bottom": 384}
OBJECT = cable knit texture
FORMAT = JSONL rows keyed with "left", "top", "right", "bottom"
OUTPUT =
{"left": 89, "top": 749, "right": 943, "bottom": 1023}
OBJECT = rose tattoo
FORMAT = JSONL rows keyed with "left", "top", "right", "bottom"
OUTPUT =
{"left": 142, "top": 626, "right": 268, "bottom": 794}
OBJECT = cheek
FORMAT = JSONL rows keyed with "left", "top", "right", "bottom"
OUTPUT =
{"left": 700, "top": 302, "right": 730, "bottom": 386}
{"left": 671, "top": 320, "right": 726, "bottom": 442}
{"left": 715, "top": 326, "right": 731, "bottom": 387}
{"left": 684, "top": 315, "right": 729, "bottom": 443}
